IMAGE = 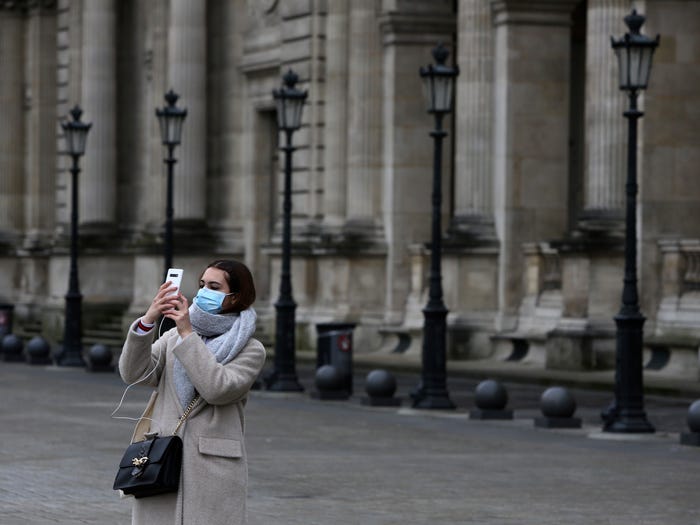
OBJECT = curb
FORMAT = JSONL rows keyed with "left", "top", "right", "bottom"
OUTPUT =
{"left": 281, "top": 350, "right": 700, "bottom": 399}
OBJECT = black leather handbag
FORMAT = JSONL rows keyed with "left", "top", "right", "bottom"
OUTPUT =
{"left": 114, "top": 434, "right": 183, "bottom": 498}
{"left": 114, "top": 395, "right": 199, "bottom": 498}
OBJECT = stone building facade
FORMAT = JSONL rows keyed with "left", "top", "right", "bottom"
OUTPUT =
{"left": 1, "top": 0, "right": 699, "bottom": 379}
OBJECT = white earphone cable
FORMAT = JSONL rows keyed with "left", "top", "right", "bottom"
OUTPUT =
{"left": 110, "top": 316, "right": 167, "bottom": 427}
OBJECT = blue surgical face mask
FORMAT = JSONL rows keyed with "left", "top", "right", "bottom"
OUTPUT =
{"left": 193, "top": 287, "right": 233, "bottom": 314}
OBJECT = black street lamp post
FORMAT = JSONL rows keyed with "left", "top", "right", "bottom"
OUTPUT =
{"left": 266, "top": 70, "right": 307, "bottom": 392}
{"left": 56, "top": 106, "right": 91, "bottom": 367}
{"left": 413, "top": 43, "right": 459, "bottom": 409}
{"left": 603, "top": 10, "right": 659, "bottom": 433}
{"left": 155, "top": 90, "right": 187, "bottom": 280}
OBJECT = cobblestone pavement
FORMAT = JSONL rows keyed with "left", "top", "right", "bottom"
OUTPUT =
{"left": 0, "top": 361, "right": 699, "bottom": 524}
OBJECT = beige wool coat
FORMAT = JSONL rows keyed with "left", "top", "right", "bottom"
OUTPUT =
{"left": 119, "top": 320, "right": 265, "bottom": 525}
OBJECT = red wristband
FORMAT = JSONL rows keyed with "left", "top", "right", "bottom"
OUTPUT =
{"left": 137, "top": 320, "right": 154, "bottom": 332}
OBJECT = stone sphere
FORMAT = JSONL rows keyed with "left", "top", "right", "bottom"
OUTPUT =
{"left": 540, "top": 386, "right": 577, "bottom": 418}
{"left": 474, "top": 379, "right": 508, "bottom": 410}
{"left": 315, "top": 364, "right": 343, "bottom": 391}
{"left": 687, "top": 399, "right": 700, "bottom": 433}
{"left": 89, "top": 344, "right": 112, "bottom": 366}
{"left": 365, "top": 369, "right": 397, "bottom": 398}
{"left": 26, "top": 336, "right": 50, "bottom": 358}
{"left": 1, "top": 334, "right": 23, "bottom": 356}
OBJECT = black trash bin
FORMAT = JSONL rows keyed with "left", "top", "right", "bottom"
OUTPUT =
{"left": 316, "top": 323, "right": 356, "bottom": 396}
{"left": 0, "top": 304, "right": 14, "bottom": 338}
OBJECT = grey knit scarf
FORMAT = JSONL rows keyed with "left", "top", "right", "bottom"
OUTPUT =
{"left": 172, "top": 302, "right": 257, "bottom": 409}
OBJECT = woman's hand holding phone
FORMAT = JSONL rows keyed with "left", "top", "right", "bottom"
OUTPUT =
{"left": 143, "top": 281, "right": 180, "bottom": 324}
{"left": 165, "top": 293, "right": 193, "bottom": 339}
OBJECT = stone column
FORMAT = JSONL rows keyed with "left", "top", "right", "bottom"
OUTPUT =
{"left": 116, "top": 0, "right": 150, "bottom": 235}
{"left": 126, "top": 0, "right": 172, "bottom": 319}
{"left": 0, "top": 7, "right": 25, "bottom": 241}
{"left": 379, "top": 7, "right": 455, "bottom": 322}
{"left": 345, "top": 0, "right": 382, "bottom": 235}
{"left": 23, "top": 4, "right": 57, "bottom": 248}
{"left": 80, "top": 0, "right": 117, "bottom": 230}
{"left": 168, "top": 0, "right": 207, "bottom": 221}
{"left": 578, "top": 0, "right": 628, "bottom": 230}
{"left": 142, "top": 0, "right": 168, "bottom": 235}
{"left": 491, "top": 0, "right": 578, "bottom": 329}
{"left": 213, "top": 0, "right": 246, "bottom": 252}
{"left": 452, "top": 0, "right": 495, "bottom": 238}
{"left": 321, "top": 0, "right": 349, "bottom": 232}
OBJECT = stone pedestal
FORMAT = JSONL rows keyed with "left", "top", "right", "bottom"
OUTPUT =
{"left": 546, "top": 328, "right": 594, "bottom": 370}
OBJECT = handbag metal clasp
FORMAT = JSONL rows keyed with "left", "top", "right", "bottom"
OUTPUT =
{"left": 132, "top": 456, "right": 148, "bottom": 467}
{"left": 131, "top": 456, "right": 149, "bottom": 477}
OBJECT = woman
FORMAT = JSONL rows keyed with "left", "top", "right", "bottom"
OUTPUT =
{"left": 119, "top": 259, "right": 265, "bottom": 525}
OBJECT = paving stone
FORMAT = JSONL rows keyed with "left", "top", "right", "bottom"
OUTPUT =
{"left": 0, "top": 362, "right": 698, "bottom": 524}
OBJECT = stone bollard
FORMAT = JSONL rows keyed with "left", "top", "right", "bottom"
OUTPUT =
{"left": 680, "top": 400, "right": 700, "bottom": 446}
{"left": 26, "top": 336, "right": 53, "bottom": 365}
{"left": 470, "top": 379, "right": 513, "bottom": 420}
{"left": 0, "top": 334, "right": 24, "bottom": 362}
{"left": 361, "top": 369, "right": 401, "bottom": 407}
{"left": 87, "top": 344, "right": 115, "bottom": 372}
{"left": 534, "top": 386, "right": 582, "bottom": 428}
{"left": 311, "top": 364, "right": 350, "bottom": 400}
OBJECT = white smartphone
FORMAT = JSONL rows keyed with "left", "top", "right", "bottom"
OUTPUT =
{"left": 165, "top": 268, "right": 184, "bottom": 296}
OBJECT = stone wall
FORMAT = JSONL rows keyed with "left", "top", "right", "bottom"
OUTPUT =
{"left": 0, "top": 0, "right": 699, "bottom": 378}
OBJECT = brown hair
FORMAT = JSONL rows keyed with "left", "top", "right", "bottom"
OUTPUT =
{"left": 203, "top": 259, "right": 256, "bottom": 313}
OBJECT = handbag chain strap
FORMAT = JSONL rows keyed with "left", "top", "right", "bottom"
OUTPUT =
{"left": 173, "top": 394, "right": 200, "bottom": 436}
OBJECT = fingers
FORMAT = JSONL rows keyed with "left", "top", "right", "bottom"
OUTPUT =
{"left": 152, "top": 284, "right": 179, "bottom": 311}
{"left": 164, "top": 294, "right": 189, "bottom": 321}
{"left": 177, "top": 293, "right": 189, "bottom": 310}
{"left": 166, "top": 294, "right": 193, "bottom": 338}
{"left": 144, "top": 282, "right": 180, "bottom": 324}
{"left": 157, "top": 281, "right": 178, "bottom": 298}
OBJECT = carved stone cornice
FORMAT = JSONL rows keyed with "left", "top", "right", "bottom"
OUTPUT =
{"left": 490, "top": 0, "right": 579, "bottom": 26}
{"left": 379, "top": 10, "right": 456, "bottom": 44}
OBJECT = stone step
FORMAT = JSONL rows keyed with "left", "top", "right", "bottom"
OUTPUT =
{"left": 13, "top": 321, "right": 42, "bottom": 340}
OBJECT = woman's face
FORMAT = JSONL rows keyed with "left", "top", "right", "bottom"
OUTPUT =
{"left": 199, "top": 267, "right": 237, "bottom": 312}
{"left": 199, "top": 267, "right": 230, "bottom": 293}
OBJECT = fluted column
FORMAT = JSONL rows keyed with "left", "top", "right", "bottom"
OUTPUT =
{"left": 80, "top": 0, "right": 117, "bottom": 229}
{"left": 321, "top": 0, "right": 349, "bottom": 231}
{"left": 452, "top": 0, "right": 494, "bottom": 238}
{"left": 579, "top": 0, "right": 628, "bottom": 229}
{"left": 215, "top": 0, "right": 246, "bottom": 248}
{"left": 345, "top": 0, "right": 382, "bottom": 235}
{"left": 116, "top": 0, "right": 150, "bottom": 235}
{"left": 143, "top": 0, "right": 168, "bottom": 234}
{"left": 24, "top": 4, "right": 57, "bottom": 248}
{"left": 0, "top": 7, "right": 25, "bottom": 240}
{"left": 168, "top": 0, "right": 206, "bottom": 221}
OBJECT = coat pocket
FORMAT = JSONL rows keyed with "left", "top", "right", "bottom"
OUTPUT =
{"left": 198, "top": 437, "right": 242, "bottom": 458}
